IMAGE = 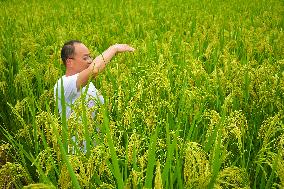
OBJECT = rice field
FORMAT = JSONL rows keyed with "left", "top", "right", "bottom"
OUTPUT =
{"left": 0, "top": 0, "right": 283, "bottom": 188}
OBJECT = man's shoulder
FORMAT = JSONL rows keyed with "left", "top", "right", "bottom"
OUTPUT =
{"left": 55, "top": 74, "right": 79, "bottom": 85}
{"left": 54, "top": 73, "right": 79, "bottom": 92}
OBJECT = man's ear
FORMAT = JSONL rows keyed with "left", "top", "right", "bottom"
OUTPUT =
{"left": 66, "top": 58, "right": 73, "bottom": 68}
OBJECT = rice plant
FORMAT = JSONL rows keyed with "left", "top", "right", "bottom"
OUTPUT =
{"left": 0, "top": 0, "right": 283, "bottom": 188}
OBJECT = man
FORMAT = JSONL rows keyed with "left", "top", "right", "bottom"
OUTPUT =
{"left": 54, "top": 40, "right": 135, "bottom": 118}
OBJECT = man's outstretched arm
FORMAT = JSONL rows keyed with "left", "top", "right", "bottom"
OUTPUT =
{"left": 76, "top": 44, "right": 135, "bottom": 90}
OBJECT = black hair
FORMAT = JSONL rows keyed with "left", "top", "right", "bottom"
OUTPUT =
{"left": 61, "top": 40, "right": 82, "bottom": 65}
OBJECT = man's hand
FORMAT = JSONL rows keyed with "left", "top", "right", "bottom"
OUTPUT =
{"left": 95, "top": 44, "right": 135, "bottom": 68}
{"left": 112, "top": 44, "right": 135, "bottom": 53}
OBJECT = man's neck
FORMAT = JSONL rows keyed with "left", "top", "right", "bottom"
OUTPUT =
{"left": 65, "top": 69, "right": 76, "bottom": 77}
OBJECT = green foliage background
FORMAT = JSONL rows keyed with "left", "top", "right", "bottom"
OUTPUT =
{"left": 0, "top": 0, "right": 283, "bottom": 188}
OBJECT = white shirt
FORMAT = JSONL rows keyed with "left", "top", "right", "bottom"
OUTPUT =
{"left": 54, "top": 73, "right": 104, "bottom": 119}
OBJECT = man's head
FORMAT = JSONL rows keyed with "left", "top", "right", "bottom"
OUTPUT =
{"left": 61, "top": 40, "right": 93, "bottom": 75}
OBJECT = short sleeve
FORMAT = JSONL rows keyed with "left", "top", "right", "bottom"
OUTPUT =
{"left": 63, "top": 73, "right": 79, "bottom": 99}
{"left": 54, "top": 73, "right": 80, "bottom": 118}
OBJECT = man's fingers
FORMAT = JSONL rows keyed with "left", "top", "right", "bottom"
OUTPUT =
{"left": 114, "top": 44, "right": 135, "bottom": 52}
{"left": 128, "top": 46, "right": 135, "bottom": 52}
{"left": 120, "top": 44, "right": 135, "bottom": 52}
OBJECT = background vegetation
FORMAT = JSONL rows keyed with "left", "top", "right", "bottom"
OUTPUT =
{"left": 0, "top": 0, "right": 283, "bottom": 188}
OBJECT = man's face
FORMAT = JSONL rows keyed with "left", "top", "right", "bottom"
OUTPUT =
{"left": 70, "top": 43, "right": 92, "bottom": 73}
